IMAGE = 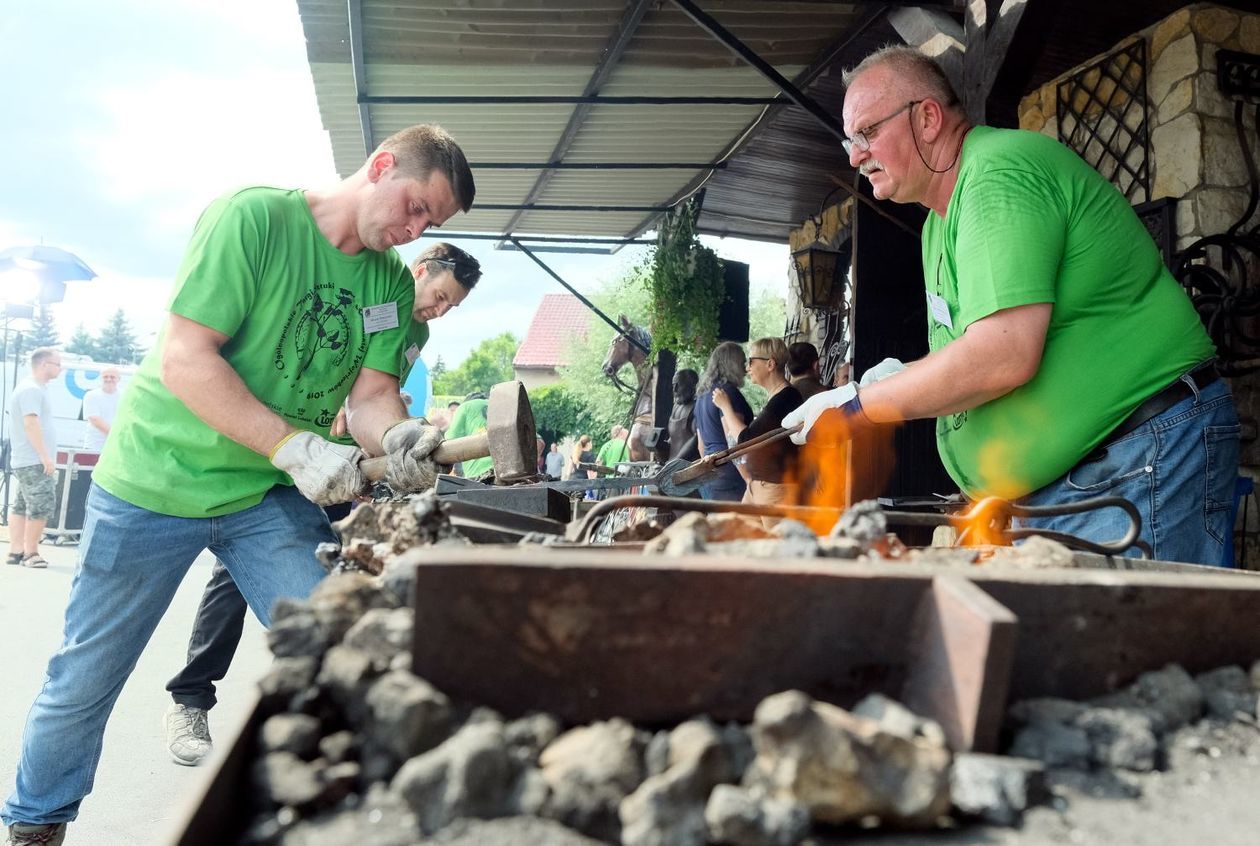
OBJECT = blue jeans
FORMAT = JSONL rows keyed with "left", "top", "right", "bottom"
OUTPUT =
{"left": 2, "top": 483, "right": 332, "bottom": 826}
{"left": 1017, "top": 378, "right": 1240, "bottom": 566}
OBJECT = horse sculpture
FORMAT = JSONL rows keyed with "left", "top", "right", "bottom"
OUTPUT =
{"left": 601, "top": 315, "right": 655, "bottom": 461}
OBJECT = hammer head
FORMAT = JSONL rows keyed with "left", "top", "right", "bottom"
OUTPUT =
{"left": 486, "top": 380, "right": 538, "bottom": 481}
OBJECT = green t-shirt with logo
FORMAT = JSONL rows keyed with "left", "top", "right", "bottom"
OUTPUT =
{"left": 446, "top": 397, "right": 492, "bottom": 479}
{"left": 921, "top": 126, "right": 1215, "bottom": 498}
{"left": 94, "top": 187, "right": 415, "bottom": 517}
{"left": 330, "top": 319, "right": 429, "bottom": 447}
{"left": 596, "top": 437, "right": 629, "bottom": 467}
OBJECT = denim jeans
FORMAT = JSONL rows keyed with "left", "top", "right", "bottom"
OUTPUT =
{"left": 165, "top": 501, "right": 350, "bottom": 712}
{"left": 1017, "top": 377, "right": 1240, "bottom": 566}
{"left": 1, "top": 483, "right": 333, "bottom": 826}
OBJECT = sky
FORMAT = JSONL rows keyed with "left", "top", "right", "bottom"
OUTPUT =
{"left": 0, "top": 0, "right": 788, "bottom": 369}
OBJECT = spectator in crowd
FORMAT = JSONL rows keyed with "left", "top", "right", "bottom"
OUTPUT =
{"left": 82, "top": 366, "right": 123, "bottom": 453}
{"left": 596, "top": 425, "right": 630, "bottom": 468}
{"left": 544, "top": 442, "right": 565, "bottom": 480}
{"left": 785, "top": 343, "right": 827, "bottom": 400}
{"left": 694, "top": 342, "right": 752, "bottom": 501}
{"left": 5, "top": 348, "right": 61, "bottom": 570}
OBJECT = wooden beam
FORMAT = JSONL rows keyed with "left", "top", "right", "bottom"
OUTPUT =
{"left": 888, "top": 6, "right": 965, "bottom": 93}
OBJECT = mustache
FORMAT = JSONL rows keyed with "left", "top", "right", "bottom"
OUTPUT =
{"left": 858, "top": 159, "right": 885, "bottom": 177}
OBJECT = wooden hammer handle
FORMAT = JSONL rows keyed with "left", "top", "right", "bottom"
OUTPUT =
{"left": 358, "top": 432, "right": 490, "bottom": 482}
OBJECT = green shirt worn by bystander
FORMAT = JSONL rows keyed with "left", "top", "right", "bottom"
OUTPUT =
{"left": 595, "top": 437, "right": 630, "bottom": 467}
{"left": 446, "top": 397, "right": 492, "bottom": 479}
{"left": 94, "top": 187, "right": 415, "bottom": 517}
{"left": 922, "top": 126, "right": 1215, "bottom": 498}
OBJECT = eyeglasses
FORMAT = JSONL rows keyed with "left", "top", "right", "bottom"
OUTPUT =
{"left": 746, "top": 357, "right": 770, "bottom": 367}
{"left": 842, "top": 100, "right": 922, "bottom": 156}
{"left": 424, "top": 257, "right": 457, "bottom": 270}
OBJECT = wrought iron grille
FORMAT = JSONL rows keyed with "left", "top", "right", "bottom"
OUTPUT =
{"left": 818, "top": 306, "right": 849, "bottom": 388}
{"left": 1057, "top": 39, "right": 1151, "bottom": 203}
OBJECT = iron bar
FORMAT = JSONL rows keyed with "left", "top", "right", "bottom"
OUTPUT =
{"left": 345, "top": 0, "right": 374, "bottom": 158}
{"left": 472, "top": 162, "right": 724, "bottom": 170}
{"left": 478, "top": 203, "right": 667, "bottom": 212}
{"left": 361, "top": 95, "right": 780, "bottom": 106}
{"left": 510, "top": 238, "right": 651, "bottom": 355}
{"left": 432, "top": 232, "right": 652, "bottom": 246}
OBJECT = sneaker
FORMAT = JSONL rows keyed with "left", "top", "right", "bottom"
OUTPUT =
{"left": 7, "top": 822, "right": 66, "bottom": 845}
{"left": 165, "top": 703, "right": 212, "bottom": 766}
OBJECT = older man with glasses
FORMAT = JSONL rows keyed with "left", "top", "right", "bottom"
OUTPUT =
{"left": 785, "top": 45, "right": 1238, "bottom": 566}
{"left": 81, "top": 366, "right": 123, "bottom": 454}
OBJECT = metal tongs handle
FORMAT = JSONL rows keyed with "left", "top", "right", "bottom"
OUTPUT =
{"left": 668, "top": 424, "right": 803, "bottom": 488}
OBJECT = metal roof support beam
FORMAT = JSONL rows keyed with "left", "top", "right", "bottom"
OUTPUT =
{"left": 510, "top": 238, "right": 651, "bottom": 355}
{"left": 496, "top": 0, "right": 654, "bottom": 244}
{"left": 473, "top": 162, "right": 726, "bottom": 170}
{"left": 665, "top": 0, "right": 920, "bottom": 240}
{"left": 346, "top": 0, "right": 374, "bottom": 158}
{"left": 479, "top": 204, "right": 667, "bottom": 213}
{"left": 441, "top": 232, "right": 652, "bottom": 246}
{"left": 362, "top": 95, "right": 780, "bottom": 106}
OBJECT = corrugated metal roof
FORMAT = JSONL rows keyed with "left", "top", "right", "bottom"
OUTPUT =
{"left": 295, "top": 0, "right": 872, "bottom": 244}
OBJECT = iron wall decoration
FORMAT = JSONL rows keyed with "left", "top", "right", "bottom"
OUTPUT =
{"left": 1056, "top": 39, "right": 1152, "bottom": 203}
{"left": 1136, "top": 197, "right": 1178, "bottom": 271}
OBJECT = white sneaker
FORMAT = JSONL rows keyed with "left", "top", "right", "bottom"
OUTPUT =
{"left": 165, "top": 703, "right": 212, "bottom": 766}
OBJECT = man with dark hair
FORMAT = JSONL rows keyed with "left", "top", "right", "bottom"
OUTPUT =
{"left": 785, "top": 342, "right": 826, "bottom": 399}
{"left": 786, "top": 46, "right": 1237, "bottom": 565}
{"left": 3, "top": 126, "right": 476, "bottom": 844}
{"left": 161, "top": 242, "right": 483, "bottom": 768}
{"left": 5, "top": 348, "right": 61, "bottom": 570}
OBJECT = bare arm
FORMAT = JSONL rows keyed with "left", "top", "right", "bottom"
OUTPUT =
{"left": 88, "top": 416, "right": 110, "bottom": 435}
{"left": 344, "top": 367, "right": 407, "bottom": 457}
{"left": 859, "top": 303, "right": 1052, "bottom": 422}
{"left": 160, "top": 313, "right": 293, "bottom": 455}
{"left": 23, "top": 415, "right": 53, "bottom": 473}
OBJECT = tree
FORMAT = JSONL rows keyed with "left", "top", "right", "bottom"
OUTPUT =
{"left": 529, "top": 383, "right": 601, "bottom": 447}
{"left": 65, "top": 323, "right": 99, "bottom": 359}
{"left": 430, "top": 354, "right": 447, "bottom": 382}
{"left": 433, "top": 332, "right": 519, "bottom": 397}
{"left": 28, "top": 306, "right": 60, "bottom": 350}
{"left": 94, "top": 309, "right": 141, "bottom": 364}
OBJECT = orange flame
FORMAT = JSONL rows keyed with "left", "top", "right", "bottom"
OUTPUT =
{"left": 788, "top": 406, "right": 899, "bottom": 535}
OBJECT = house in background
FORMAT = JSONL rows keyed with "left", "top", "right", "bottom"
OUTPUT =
{"left": 512, "top": 294, "right": 591, "bottom": 390}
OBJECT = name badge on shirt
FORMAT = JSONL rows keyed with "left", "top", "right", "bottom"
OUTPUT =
{"left": 404, "top": 343, "right": 421, "bottom": 365}
{"left": 927, "top": 292, "right": 954, "bottom": 331}
{"left": 362, "top": 302, "right": 400, "bottom": 334}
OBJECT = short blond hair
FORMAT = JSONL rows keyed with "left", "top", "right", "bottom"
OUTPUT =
{"left": 375, "top": 124, "right": 476, "bottom": 212}
{"left": 748, "top": 337, "right": 788, "bottom": 368}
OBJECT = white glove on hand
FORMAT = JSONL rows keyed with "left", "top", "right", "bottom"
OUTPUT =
{"left": 859, "top": 357, "right": 906, "bottom": 386}
{"left": 782, "top": 384, "right": 858, "bottom": 446}
{"left": 270, "top": 431, "right": 366, "bottom": 505}
{"left": 381, "top": 418, "right": 445, "bottom": 493}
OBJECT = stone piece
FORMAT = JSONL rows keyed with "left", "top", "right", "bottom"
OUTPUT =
{"left": 704, "top": 784, "right": 810, "bottom": 846}
{"left": 1152, "top": 109, "right": 1202, "bottom": 199}
{"left": 1097, "top": 664, "right": 1204, "bottom": 733}
{"left": 1195, "top": 665, "right": 1259, "bottom": 719}
{"left": 508, "top": 766, "right": 551, "bottom": 817}
{"left": 257, "top": 657, "right": 319, "bottom": 706}
{"left": 1151, "top": 8, "right": 1192, "bottom": 62}
{"left": 645, "top": 730, "right": 671, "bottom": 778}
{"left": 319, "top": 760, "right": 361, "bottom": 806}
{"left": 316, "top": 645, "right": 379, "bottom": 714}
{"left": 1192, "top": 7, "right": 1239, "bottom": 43}
{"left": 1203, "top": 119, "right": 1250, "bottom": 188}
{"left": 950, "top": 753, "right": 1046, "bottom": 827}
{"left": 988, "top": 535, "right": 1077, "bottom": 569}
{"left": 829, "top": 499, "right": 886, "bottom": 547}
{"left": 853, "top": 693, "right": 947, "bottom": 747}
{"left": 1075, "top": 708, "right": 1158, "bottom": 771}
{"left": 379, "top": 554, "right": 418, "bottom": 607}
{"left": 539, "top": 718, "right": 646, "bottom": 841}
{"left": 1243, "top": 15, "right": 1260, "bottom": 53}
{"left": 1007, "top": 722, "right": 1090, "bottom": 770}
{"left": 505, "top": 712, "right": 562, "bottom": 767}
{"left": 266, "top": 610, "right": 331, "bottom": 659}
{"left": 741, "top": 690, "right": 951, "bottom": 827}
{"left": 391, "top": 719, "right": 515, "bottom": 836}
{"left": 1157, "top": 77, "right": 1194, "bottom": 124}
{"left": 1008, "top": 697, "right": 1087, "bottom": 727}
{"left": 260, "top": 713, "right": 322, "bottom": 759}
{"left": 279, "top": 783, "right": 421, "bottom": 846}
{"left": 254, "top": 751, "right": 325, "bottom": 808}
{"left": 1149, "top": 33, "right": 1199, "bottom": 104}
{"left": 1195, "top": 71, "right": 1234, "bottom": 120}
{"left": 345, "top": 605, "right": 418, "bottom": 670}
{"left": 426, "top": 816, "right": 605, "bottom": 845}
{"left": 309, "top": 571, "right": 397, "bottom": 642}
{"left": 364, "top": 669, "right": 455, "bottom": 762}
{"left": 319, "top": 730, "right": 358, "bottom": 764}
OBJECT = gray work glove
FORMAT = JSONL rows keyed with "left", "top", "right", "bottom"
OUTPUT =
{"left": 381, "top": 418, "right": 445, "bottom": 493}
{"left": 270, "top": 431, "right": 366, "bottom": 505}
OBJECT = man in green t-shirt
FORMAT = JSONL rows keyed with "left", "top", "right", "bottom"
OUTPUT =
{"left": 596, "top": 425, "right": 631, "bottom": 467}
{"left": 784, "top": 47, "right": 1238, "bottom": 566}
{"left": 446, "top": 394, "right": 492, "bottom": 479}
{"left": 2, "top": 128, "right": 477, "bottom": 843}
{"left": 160, "top": 243, "right": 483, "bottom": 768}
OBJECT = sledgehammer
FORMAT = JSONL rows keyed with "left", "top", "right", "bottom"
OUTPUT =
{"left": 358, "top": 380, "right": 538, "bottom": 484}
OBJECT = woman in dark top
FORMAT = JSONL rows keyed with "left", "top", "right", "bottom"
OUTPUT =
{"left": 694, "top": 342, "right": 753, "bottom": 501}
{"left": 712, "top": 337, "right": 803, "bottom": 513}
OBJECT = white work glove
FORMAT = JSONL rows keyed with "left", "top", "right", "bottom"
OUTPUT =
{"left": 782, "top": 384, "right": 859, "bottom": 445}
{"left": 381, "top": 418, "right": 445, "bottom": 493}
{"left": 270, "top": 431, "right": 366, "bottom": 505}
{"left": 859, "top": 357, "right": 906, "bottom": 386}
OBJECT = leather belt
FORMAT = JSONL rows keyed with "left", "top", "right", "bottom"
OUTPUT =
{"left": 1097, "top": 361, "right": 1220, "bottom": 450}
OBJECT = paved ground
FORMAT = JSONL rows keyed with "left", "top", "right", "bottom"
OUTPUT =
{"left": 0, "top": 533, "right": 271, "bottom": 845}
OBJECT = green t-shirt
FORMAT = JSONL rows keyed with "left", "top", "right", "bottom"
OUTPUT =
{"left": 922, "top": 127, "right": 1215, "bottom": 498}
{"left": 596, "top": 437, "right": 629, "bottom": 467}
{"left": 446, "top": 397, "right": 492, "bottom": 479}
{"left": 330, "top": 319, "right": 429, "bottom": 446}
{"left": 94, "top": 187, "right": 415, "bottom": 517}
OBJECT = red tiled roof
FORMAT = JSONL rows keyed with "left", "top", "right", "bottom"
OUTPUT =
{"left": 513, "top": 293, "right": 592, "bottom": 369}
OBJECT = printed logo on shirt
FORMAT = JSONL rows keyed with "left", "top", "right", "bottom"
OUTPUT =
{"left": 272, "top": 282, "right": 372, "bottom": 426}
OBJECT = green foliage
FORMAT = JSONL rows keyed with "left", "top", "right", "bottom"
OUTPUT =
{"left": 749, "top": 288, "right": 788, "bottom": 343}
{"left": 430, "top": 354, "right": 447, "bottom": 381}
{"left": 65, "top": 323, "right": 98, "bottom": 359}
{"left": 94, "top": 309, "right": 142, "bottom": 364}
{"left": 529, "top": 383, "right": 601, "bottom": 447}
{"left": 432, "top": 332, "right": 519, "bottom": 396}
{"left": 28, "top": 306, "right": 60, "bottom": 350}
{"left": 646, "top": 198, "right": 724, "bottom": 357}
